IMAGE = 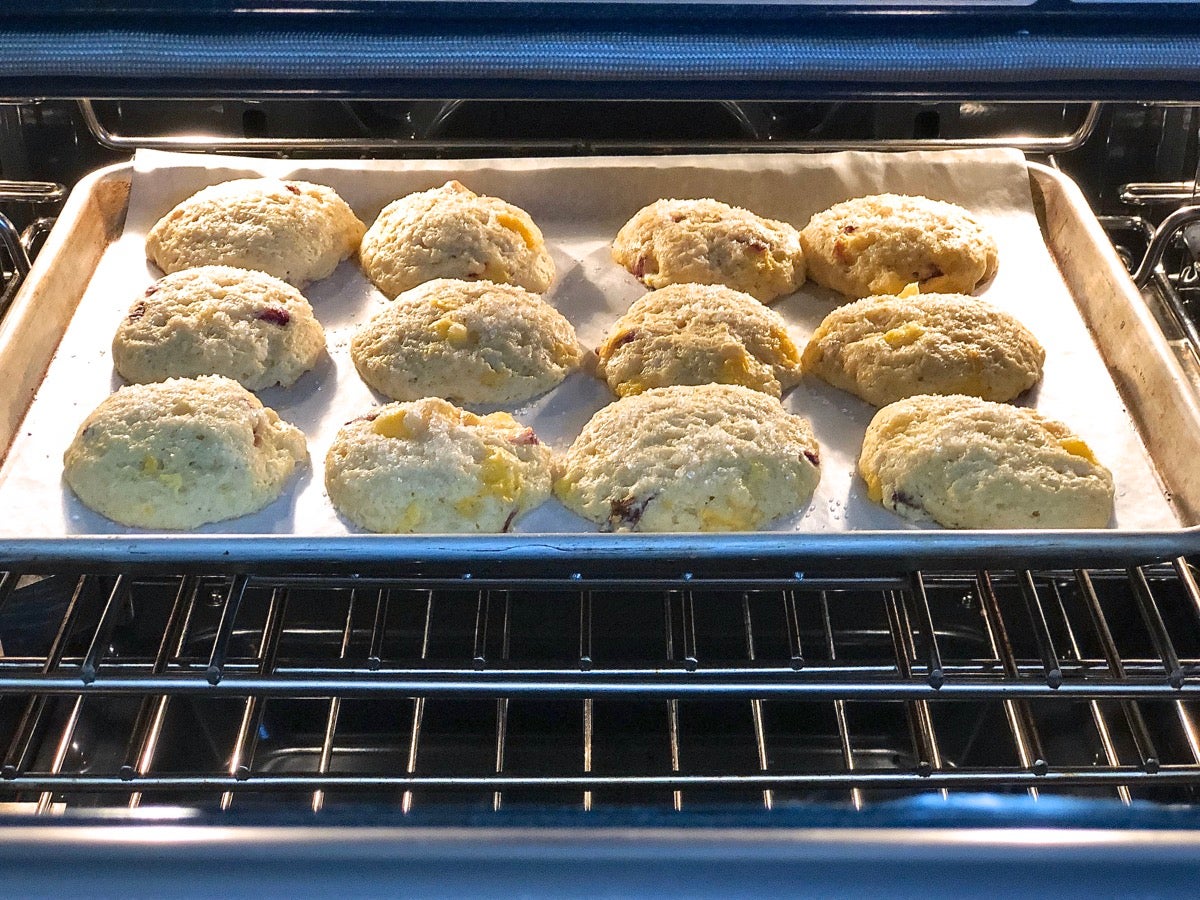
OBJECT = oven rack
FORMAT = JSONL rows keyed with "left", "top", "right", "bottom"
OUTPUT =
{"left": 1, "top": 561, "right": 1200, "bottom": 812}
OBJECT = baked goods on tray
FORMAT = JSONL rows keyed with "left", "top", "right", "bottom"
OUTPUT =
{"left": 325, "top": 397, "right": 553, "bottom": 533}
{"left": 800, "top": 193, "right": 998, "bottom": 298}
{"left": 112, "top": 266, "right": 326, "bottom": 391}
{"left": 63, "top": 375, "right": 308, "bottom": 529}
{"left": 555, "top": 383, "right": 821, "bottom": 532}
{"left": 596, "top": 283, "right": 803, "bottom": 398}
{"left": 145, "top": 178, "right": 365, "bottom": 286}
{"left": 858, "top": 394, "right": 1114, "bottom": 529}
{"left": 359, "top": 180, "right": 555, "bottom": 297}
{"left": 802, "top": 288, "right": 1044, "bottom": 406}
{"left": 611, "top": 198, "right": 805, "bottom": 303}
{"left": 350, "top": 278, "right": 583, "bottom": 404}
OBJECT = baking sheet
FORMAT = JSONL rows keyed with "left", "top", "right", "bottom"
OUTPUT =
{"left": 0, "top": 148, "right": 1177, "bottom": 536}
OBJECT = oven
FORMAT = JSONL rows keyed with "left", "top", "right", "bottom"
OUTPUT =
{"left": 2, "top": 2, "right": 1200, "bottom": 893}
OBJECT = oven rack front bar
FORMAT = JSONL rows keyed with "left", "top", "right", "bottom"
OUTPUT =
{"left": 6, "top": 767, "right": 1200, "bottom": 794}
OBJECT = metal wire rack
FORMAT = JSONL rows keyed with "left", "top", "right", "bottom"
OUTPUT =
{"left": 1, "top": 561, "right": 1200, "bottom": 814}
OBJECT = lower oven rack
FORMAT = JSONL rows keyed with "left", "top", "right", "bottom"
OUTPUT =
{"left": 2, "top": 561, "right": 1200, "bottom": 813}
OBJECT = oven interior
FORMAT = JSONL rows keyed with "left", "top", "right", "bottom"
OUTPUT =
{"left": 0, "top": 98, "right": 1199, "bottom": 837}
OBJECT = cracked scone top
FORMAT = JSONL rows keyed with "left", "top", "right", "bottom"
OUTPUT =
{"left": 802, "top": 289, "right": 1044, "bottom": 406}
{"left": 351, "top": 278, "right": 583, "bottom": 404}
{"left": 145, "top": 178, "right": 366, "bottom": 287}
{"left": 800, "top": 194, "right": 998, "bottom": 299}
{"left": 555, "top": 383, "right": 821, "bottom": 532}
{"left": 612, "top": 198, "right": 806, "bottom": 303}
{"left": 596, "top": 283, "right": 803, "bottom": 398}
{"left": 112, "top": 266, "right": 326, "bottom": 391}
{"left": 63, "top": 375, "right": 308, "bottom": 530}
{"left": 858, "top": 394, "right": 1114, "bottom": 529}
{"left": 324, "top": 398, "right": 553, "bottom": 534}
{"left": 358, "top": 180, "right": 555, "bottom": 297}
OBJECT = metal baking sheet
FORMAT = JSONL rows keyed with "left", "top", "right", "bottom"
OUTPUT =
{"left": 0, "top": 149, "right": 1195, "bottom": 568}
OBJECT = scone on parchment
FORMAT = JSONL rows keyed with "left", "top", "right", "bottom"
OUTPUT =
{"left": 858, "top": 394, "right": 1114, "bottom": 529}
{"left": 555, "top": 383, "right": 821, "bottom": 532}
{"left": 802, "top": 289, "right": 1044, "bottom": 406}
{"left": 358, "top": 180, "right": 555, "bottom": 298}
{"left": 325, "top": 398, "right": 553, "bottom": 533}
{"left": 596, "top": 283, "right": 803, "bottom": 398}
{"left": 112, "top": 266, "right": 326, "bottom": 391}
{"left": 63, "top": 375, "right": 307, "bottom": 530}
{"left": 800, "top": 194, "right": 998, "bottom": 299}
{"left": 350, "top": 278, "right": 583, "bottom": 404}
{"left": 612, "top": 198, "right": 805, "bottom": 303}
{"left": 145, "top": 178, "right": 365, "bottom": 287}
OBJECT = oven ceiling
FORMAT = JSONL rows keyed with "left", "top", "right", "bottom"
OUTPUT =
{"left": 1, "top": 3, "right": 1200, "bottom": 100}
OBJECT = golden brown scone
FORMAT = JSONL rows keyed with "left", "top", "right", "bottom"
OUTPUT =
{"left": 802, "top": 288, "right": 1043, "bottom": 406}
{"left": 63, "top": 375, "right": 307, "bottom": 529}
{"left": 359, "top": 180, "right": 555, "bottom": 297}
{"left": 112, "top": 266, "right": 326, "bottom": 391}
{"left": 596, "top": 283, "right": 803, "bottom": 397}
{"left": 858, "top": 394, "right": 1114, "bottom": 529}
{"left": 800, "top": 193, "right": 998, "bottom": 299}
{"left": 145, "top": 178, "right": 365, "bottom": 287}
{"left": 612, "top": 198, "right": 805, "bottom": 303}
{"left": 350, "top": 278, "right": 583, "bottom": 404}
{"left": 555, "top": 383, "right": 821, "bottom": 532}
{"left": 325, "top": 398, "right": 553, "bottom": 533}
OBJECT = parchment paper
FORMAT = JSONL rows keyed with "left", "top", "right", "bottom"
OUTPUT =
{"left": 0, "top": 148, "right": 1177, "bottom": 535}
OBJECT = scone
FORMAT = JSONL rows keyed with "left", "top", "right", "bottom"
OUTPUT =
{"left": 112, "top": 266, "right": 326, "bottom": 391}
{"left": 325, "top": 398, "right": 553, "bottom": 533}
{"left": 351, "top": 278, "right": 583, "bottom": 404}
{"left": 358, "top": 180, "right": 555, "bottom": 297}
{"left": 802, "top": 289, "right": 1044, "bottom": 406}
{"left": 800, "top": 194, "right": 998, "bottom": 298}
{"left": 612, "top": 198, "right": 805, "bottom": 303}
{"left": 555, "top": 383, "right": 821, "bottom": 532}
{"left": 63, "top": 375, "right": 307, "bottom": 530}
{"left": 596, "top": 283, "right": 803, "bottom": 398}
{"left": 858, "top": 394, "right": 1114, "bottom": 529}
{"left": 145, "top": 178, "right": 365, "bottom": 286}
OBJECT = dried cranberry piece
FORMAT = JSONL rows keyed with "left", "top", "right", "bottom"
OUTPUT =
{"left": 608, "top": 329, "right": 641, "bottom": 350}
{"left": 508, "top": 427, "right": 540, "bottom": 446}
{"left": 891, "top": 489, "right": 922, "bottom": 512}
{"left": 607, "top": 494, "right": 653, "bottom": 530}
{"left": 803, "top": 449, "right": 820, "bottom": 467}
{"left": 127, "top": 301, "right": 147, "bottom": 322}
{"left": 256, "top": 306, "right": 291, "bottom": 326}
{"left": 284, "top": 183, "right": 301, "bottom": 195}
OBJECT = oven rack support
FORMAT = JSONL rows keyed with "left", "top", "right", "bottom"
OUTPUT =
{"left": 76, "top": 99, "right": 1103, "bottom": 156}
{"left": 1, "top": 561, "right": 1199, "bottom": 810}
